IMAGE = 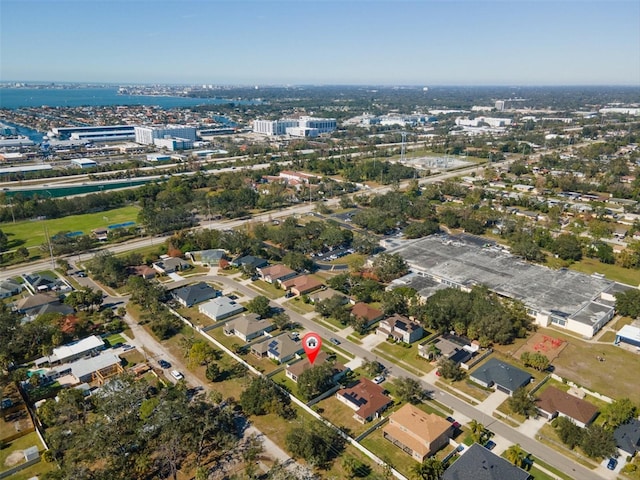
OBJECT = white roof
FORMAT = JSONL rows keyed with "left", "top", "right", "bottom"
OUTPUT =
{"left": 50, "top": 335, "right": 104, "bottom": 363}
{"left": 618, "top": 324, "right": 640, "bottom": 343}
{"left": 53, "top": 352, "right": 121, "bottom": 380}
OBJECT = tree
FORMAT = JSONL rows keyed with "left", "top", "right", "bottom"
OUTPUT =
{"left": 614, "top": 289, "right": 640, "bottom": 318}
{"left": 272, "top": 312, "right": 292, "bottom": 330}
{"left": 240, "top": 377, "right": 294, "bottom": 419}
{"left": 285, "top": 421, "right": 345, "bottom": 468}
{"left": 508, "top": 388, "right": 537, "bottom": 418}
{"left": 581, "top": 424, "right": 617, "bottom": 459}
{"left": 554, "top": 416, "right": 583, "bottom": 449}
{"left": 372, "top": 253, "right": 408, "bottom": 282}
{"left": 297, "top": 363, "right": 335, "bottom": 401}
{"left": 205, "top": 363, "right": 221, "bottom": 382}
{"left": 393, "top": 377, "right": 425, "bottom": 404}
{"left": 342, "top": 455, "right": 366, "bottom": 479}
{"left": 437, "top": 358, "right": 464, "bottom": 381}
{"left": 361, "top": 358, "right": 384, "bottom": 377}
{"left": 551, "top": 234, "right": 582, "bottom": 261}
{"left": 246, "top": 295, "right": 271, "bottom": 318}
{"left": 469, "top": 419, "right": 487, "bottom": 444}
{"left": 520, "top": 351, "right": 550, "bottom": 371}
{"left": 600, "top": 398, "right": 636, "bottom": 428}
{"left": 187, "top": 340, "right": 217, "bottom": 368}
{"left": 0, "top": 229, "right": 7, "bottom": 253}
{"left": 505, "top": 444, "right": 525, "bottom": 467}
{"left": 410, "top": 457, "right": 444, "bottom": 480}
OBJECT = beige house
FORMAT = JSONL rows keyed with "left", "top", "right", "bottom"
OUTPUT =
{"left": 383, "top": 403, "right": 453, "bottom": 461}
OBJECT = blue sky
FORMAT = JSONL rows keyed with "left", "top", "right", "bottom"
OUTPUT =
{"left": 1, "top": 0, "right": 639, "bottom": 86}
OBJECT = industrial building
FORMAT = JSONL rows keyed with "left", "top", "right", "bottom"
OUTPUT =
{"left": 49, "top": 125, "right": 135, "bottom": 142}
{"left": 134, "top": 125, "right": 197, "bottom": 149}
{"left": 386, "top": 234, "right": 629, "bottom": 338}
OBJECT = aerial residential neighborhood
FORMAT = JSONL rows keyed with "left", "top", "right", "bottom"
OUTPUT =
{"left": 0, "top": 1, "right": 639, "bottom": 479}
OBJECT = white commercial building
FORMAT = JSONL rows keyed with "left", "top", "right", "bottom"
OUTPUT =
{"left": 253, "top": 116, "right": 336, "bottom": 137}
{"left": 134, "top": 125, "right": 197, "bottom": 145}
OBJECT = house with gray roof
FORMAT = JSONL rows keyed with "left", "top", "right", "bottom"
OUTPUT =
{"left": 15, "top": 293, "right": 62, "bottom": 315}
{"left": 199, "top": 296, "right": 244, "bottom": 321}
{"left": 224, "top": 313, "right": 274, "bottom": 342}
{"left": 614, "top": 418, "right": 640, "bottom": 457}
{"left": 153, "top": 257, "right": 191, "bottom": 274}
{"left": 173, "top": 282, "right": 219, "bottom": 307}
{"left": 230, "top": 255, "right": 268, "bottom": 270}
{"left": 443, "top": 444, "right": 531, "bottom": 480}
{"left": 250, "top": 333, "right": 304, "bottom": 363}
{"left": 0, "top": 279, "right": 21, "bottom": 299}
{"left": 469, "top": 358, "right": 532, "bottom": 395}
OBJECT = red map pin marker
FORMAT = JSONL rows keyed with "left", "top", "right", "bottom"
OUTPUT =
{"left": 302, "top": 332, "right": 322, "bottom": 365}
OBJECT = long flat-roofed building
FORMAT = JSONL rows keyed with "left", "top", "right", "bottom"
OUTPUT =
{"left": 386, "top": 234, "right": 629, "bottom": 338}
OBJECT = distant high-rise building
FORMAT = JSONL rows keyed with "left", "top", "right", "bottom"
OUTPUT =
{"left": 134, "top": 125, "right": 197, "bottom": 145}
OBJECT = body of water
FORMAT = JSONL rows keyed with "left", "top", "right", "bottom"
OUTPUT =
{"left": 0, "top": 87, "right": 259, "bottom": 109}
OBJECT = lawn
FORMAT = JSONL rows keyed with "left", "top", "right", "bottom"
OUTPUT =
{"left": 361, "top": 428, "right": 415, "bottom": 479}
{"left": 248, "top": 280, "right": 285, "bottom": 299}
{"left": 535, "top": 327, "right": 640, "bottom": 400}
{"left": 374, "top": 340, "right": 433, "bottom": 374}
{"left": 0, "top": 431, "right": 43, "bottom": 471}
{"left": 104, "top": 333, "right": 126, "bottom": 346}
{"left": 285, "top": 297, "right": 316, "bottom": 315}
{"left": 569, "top": 257, "right": 640, "bottom": 285}
{"left": 1, "top": 205, "right": 141, "bottom": 249}
{"left": 313, "top": 396, "right": 371, "bottom": 438}
{"left": 176, "top": 307, "right": 217, "bottom": 328}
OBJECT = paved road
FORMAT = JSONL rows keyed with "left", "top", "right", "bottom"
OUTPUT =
{"left": 183, "top": 274, "right": 605, "bottom": 480}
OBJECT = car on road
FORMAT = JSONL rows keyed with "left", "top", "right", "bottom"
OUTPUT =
{"left": 329, "top": 337, "right": 341, "bottom": 345}
{"left": 451, "top": 421, "right": 461, "bottom": 429}
{"left": 158, "top": 359, "right": 171, "bottom": 369}
{"left": 484, "top": 440, "right": 496, "bottom": 450}
{"left": 122, "top": 344, "right": 135, "bottom": 351}
{"left": 607, "top": 458, "right": 618, "bottom": 470}
{"left": 170, "top": 370, "right": 184, "bottom": 381}
{"left": 373, "top": 375, "right": 385, "bottom": 384}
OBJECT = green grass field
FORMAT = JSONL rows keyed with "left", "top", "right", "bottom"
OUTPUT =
{"left": 1, "top": 205, "right": 140, "bottom": 249}
{"left": 569, "top": 257, "right": 640, "bottom": 286}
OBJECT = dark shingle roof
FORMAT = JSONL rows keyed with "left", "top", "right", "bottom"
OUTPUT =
{"left": 614, "top": 418, "right": 640, "bottom": 455}
{"left": 173, "top": 282, "right": 218, "bottom": 307}
{"left": 470, "top": 358, "right": 531, "bottom": 393}
{"left": 443, "top": 444, "right": 531, "bottom": 480}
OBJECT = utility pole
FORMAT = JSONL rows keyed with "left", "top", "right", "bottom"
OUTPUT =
{"left": 44, "top": 225, "right": 55, "bottom": 270}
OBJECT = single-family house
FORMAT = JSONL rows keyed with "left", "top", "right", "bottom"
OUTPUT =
{"left": 336, "top": 378, "right": 393, "bottom": 424}
{"left": 257, "top": 264, "right": 297, "bottom": 284}
{"left": 442, "top": 443, "right": 531, "bottom": 480}
{"left": 15, "top": 293, "right": 62, "bottom": 315}
{"left": 350, "top": 302, "right": 385, "bottom": 328}
{"left": 281, "top": 275, "right": 324, "bottom": 296}
{"left": 129, "top": 265, "right": 156, "bottom": 280}
{"left": 285, "top": 351, "right": 348, "bottom": 383}
{"left": 172, "top": 282, "right": 219, "bottom": 307}
{"left": 536, "top": 387, "right": 599, "bottom": 428}
{"left": 199, "top": 296, "right": 244, "bottom": 321}
{"left": 22, "top": 273, "right": 70, "bottom": 293}
{"left": 230, "top": 255, "right": 268, "bottom": 270}
{"left": 376, "top": 314, "right": 424, "bottom": 344}
{"left": 35, "top": 335, "right": 106, "bottom": 366}
{"left": 250, "top": 333, "right": 304, "bottom": 363}
{"left": 469, "top": 358, "right": 532, "bottom": 395}
{"left": 0, "top": 279, "right": 21, "bottom": 299}
{"left": 418, "top": 334, "right": 478, "bottom": 364}
{"left": 383, "top": 403, "right": 453, "bottom": 461}
{"left": 43, "top": 352, "right": 124, "bottom": 386}
{"left": 308, "top": 288, "right": 347, "bottom": 304}
{"left": 614, "top": 418, "right": 640, "bottom": 457}
{"left": 224, "top": 313, "right": 274, "bottom": 342}
{"left": 152, "top": 257, "right": 191, "bottom": 274}
{"left": 200, "top": 249, "right": 226, "bottom": 266}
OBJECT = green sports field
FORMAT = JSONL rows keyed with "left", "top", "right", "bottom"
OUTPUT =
{"left": 1, "top": 205, "right": 141, "bottom": 250}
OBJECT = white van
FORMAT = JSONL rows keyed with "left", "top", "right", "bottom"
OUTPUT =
{"left": 170, "top": 370, "right": 184, "bottom": 381}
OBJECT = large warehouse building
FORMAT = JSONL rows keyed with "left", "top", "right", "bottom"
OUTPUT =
{"left": 386, "top": 234, "right": 630, "bottom": 338}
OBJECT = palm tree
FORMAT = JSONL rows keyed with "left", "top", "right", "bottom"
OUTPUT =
{"left": 469, "top": 419, "right": 486, "bottom": 443}
{"left": 411, "top": 457, "right": 444, "bottom": 480}
{"left": 505, "top": 444, "right": 525, "bottom": 468}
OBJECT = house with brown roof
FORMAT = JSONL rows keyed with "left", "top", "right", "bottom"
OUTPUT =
{"left": 336, "top": 378, "right": 392, "bottom": 423}
{"left": 536, "top": 386, "right": 599, "bottom": 428}
{"left": 383, "top": 404, "right": 453, "bottom": 461}
{"left": 250, "top": 333, "right": 304, "bottom": 363}
{"left": 308, "top": 288, "right": 347, "bottom": 304}
{"left": 256, "top": 264, "right": 297, "bottom": 284}
{"left": 285, "top": 351, "right": 348, "bottom": 383}
{"left": 376, "top": 314, "right": 424, "bottom": 344}
{"left": 350, "top": 302, "right": 385, "bottom": 328}
{"left": 281, "top": 275, "right": 324, "bottom": 296}
{"left": 130, "top": 265, "right": 156, "bottom": 280}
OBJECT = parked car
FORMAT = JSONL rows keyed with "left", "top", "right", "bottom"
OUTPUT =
{"left": 484, "top": 440, "right": 496, "bottom": 450}
{"left": 373, "top": 375, "right": 385, "bottom": 384}
{"left": 158, "top": 359, "right": 171, "bottom": 369}
{"left": 607, "top": 458, "right": 617, "bottom": 470}
{"left": 329, "top": 337, "right": 341, "bottom": 345}
{"left": 170, "top": 370, "right": 184, "bottom": 381}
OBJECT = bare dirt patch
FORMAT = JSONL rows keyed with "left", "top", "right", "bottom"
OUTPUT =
{"left": 514, "top": 332, "right": 567, "bottom": 363}
{"left": 4, "top": 450, "right": 24, "bottom": 467}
